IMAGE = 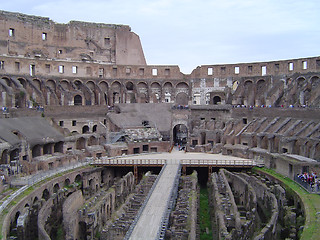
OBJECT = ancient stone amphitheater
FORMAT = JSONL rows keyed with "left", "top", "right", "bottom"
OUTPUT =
{"left": 0, "top": 10, "right": 319, "bottom": 240}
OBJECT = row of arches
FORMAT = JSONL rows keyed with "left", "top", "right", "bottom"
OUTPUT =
{"left": 0, "top": 76, "right": 192, "bottom": 107}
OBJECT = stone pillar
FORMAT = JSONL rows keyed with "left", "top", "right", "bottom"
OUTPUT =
{"left": 61, "top": 93, "right": 64, "bottom": 106}
{"left": 267, "top": 134, "right": 275, "bottom": 153}
{"left": 2, "top": 91, "right": 6, "bottom": 106}
{"left": 47, "top": 92, "right": 50, "bottom": 105}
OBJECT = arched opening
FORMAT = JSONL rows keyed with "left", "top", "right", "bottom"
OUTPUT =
{"left": 42, "top": 189, "right": 50, "bottom": 201}
{"left": 43, "top": 143, "right": 53, "bottom": 155}
{"left": 173, "top": 124, "right": 188, "bottom": 146}
{"left": 88, "top": 136, "right": 98, "bottom": 146}
{"left": 76, "top": 137, "right": 86, "bottom": 150}
{"left": 98, "top": 81, "right": 108, "bottom": 105}
{"left": 10, "top": 149, "right": 19, "bottom": 163}
{"left": 75, "top": 174, "right": 82, "bottom": 184}
{"left": 53, "top": 183, "right": 60, "bottom": 193}
{"left": 54, "top": 141, "right": 64, "bottom": 153}
{"left": 17, "top": 78, "right": 27, "bottom": 88}
{"left": 213, "top": 96, "right": 221, "bottom": 105}
{"left": 126, "top": 81, "right": 134, "bottom": 91}
{"left": 47, "top": 79, "right": 56, "bottom": 91}
{"left": 60, "top": 80, "right": 69, "bottom": 91}
{"left": 92, "top": 125, "right": 97, "bottom": 133}
{"left": 64, "top": 178, "right": 70, "bottom": 187}
{"left": 82, "top": 125, "right": 89, "bottom": 134}
{"left": 176, "top": 92, "right": 188, "bottom": 105}
{"left": 111, "top": 81, "right": 122, "bottom": 104}
{"left": 10, "top": 211, "right": 20, "bottom": 236}
{"left": 74, "top": 95, "right": 82, "bottom": 105}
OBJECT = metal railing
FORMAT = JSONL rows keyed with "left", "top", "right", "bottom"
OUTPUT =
{"left": 93, "top": 158, "right": 166, "bottom": 166}
{"left": 181, "top": 159, "right": 255, "bottom": 166}
{"left": 156, "top": 163, "right": 182, "bottom": 240}
{"left": 124, "top": 163, "right": 168, "bottom": 240}
{"left": 0, "top": 157, "right": 93, "bottom": 215}
{"left": 294, "top": 176, "right": 320, "bottom": 194}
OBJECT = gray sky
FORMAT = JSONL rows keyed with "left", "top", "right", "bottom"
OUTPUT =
{"left": 2, "top": 0, "right": 320, "bottom": 74}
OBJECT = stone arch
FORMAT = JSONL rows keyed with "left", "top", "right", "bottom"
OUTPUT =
{"left": 82, "top": 125, "right": 90, "bottom": 134}
{"left": 125, "top": 81, "right": 136, "bottom": 103}
{"left": 43, "top": 143, "right": 53, "bottom": 155}
{"left": 176, "top": 82, "right": 189, "bottom": 89}
{"left": 74, "top": 95, "right": 82, "bottom": 105}
{"left": 53, "top": 183, "right": 60, "bottom": 193}
{"left": 86, "top": 80, "right": 98, "bottom": 105}
{"left": 244, "top": 80, "right": 254, "bottom": 106}
{"left": 76, "top": 137, "right": 86, "bottom": 150}
{"left": 33, "top": 79, "right": 41, "bottom": 90}
{"left": 2, "top": 76, "right": 11, "bottom": 87}
{"left": 86, "top": 80, "right": 96, "bottom": 91}
{"left": 75, "top": 174, "right": 82, "bottom": 183}
{"left": 98, "top": 81, "right": 109, "bottom": 105}
{"left": 176, "top": 92, "right": 188, "bottom": 105}
{"left": 10, "top": 211, "right": 20, "bottom": 235}
{"left": 64, "top": 178, "right": 70, "bottom": 187}
{"left": 256, "top": 79, "right": 266, "bottom": 105}
{"left": 54, "top": 141, "right": 64, "bottom": 153}
{"left": 297, "top": 77, "right": 306, "bottom": 88}
{"left": 74, "top": 79, "right": 83, "bottom": 90}
{"left": 137, "top": 82, "right": 148, "bottom": 103}
{"left": 111, "top": 81, "right": 122, "bottom": 104}
{"left": 60, "top": 79, "right": 70, "bottom": 91}
{"left": 32, "top": 145, "right": 42, "bottom": 158}
{"left": 46, "top": 79, "right": 56, "bottom": 91}
{"left": 163, "top": 82, "right": 173, "bottom": 103}
{"left": 17, "top": 77, "right": 27, "bottom": 89}
{"left": 92, "top": 125, "right": 97, "bottom": 133}
{"left": 150, "top": 82, "right": 161, "bottom": 103}
{"left": 309, "top": 75, "right": 320, "bottom": 87}
{"left": 88, "top": 136, "right": 98, "bottom": 146}
{"left": 213, "top": 96, "right": 221, "bottom": 105}
{"left": 42, "top": 188, "right": 50, "bottom": 201}
{"left": 125, "top": 81, "right": 134, "bottom": 91}
{"left": 173, "top": 124, "right": 188, "bottom": 146}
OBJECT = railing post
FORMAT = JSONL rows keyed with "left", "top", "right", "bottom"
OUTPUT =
{"left": 208, "top": 166, "right": 212, "bottom": 180}
{"left": 134, "top": 165, "right": 138, "bottom": 184}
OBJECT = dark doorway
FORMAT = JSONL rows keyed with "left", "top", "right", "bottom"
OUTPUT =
{"left": 213, "top": 96, "right": 221, "bottom": 105}
{"left": 173, "top": 124, "right": 188, "bottom": 146}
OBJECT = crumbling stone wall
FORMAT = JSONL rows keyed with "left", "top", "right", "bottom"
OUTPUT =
{"left": 165, "top": 171, "right": 199, "bottom": 240}
{"left": 208, "top": 169, "right": 285, "bottom": 240}
{"left": 102, "top": 172, "right": 157, "bottom": 239}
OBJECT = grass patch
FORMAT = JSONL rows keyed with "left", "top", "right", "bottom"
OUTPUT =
{"left": 0, "top": 164, "right": 91, "bottom": 239}
{"left": 253, "top": 167, "right": 320, "bottom": 240}
{"left": 199, "top": 186, "right": 212, "bottom": 240}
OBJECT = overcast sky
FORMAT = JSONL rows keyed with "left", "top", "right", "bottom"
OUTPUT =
{"left": 2, "top": 0, "right": 320, "bottom": 73}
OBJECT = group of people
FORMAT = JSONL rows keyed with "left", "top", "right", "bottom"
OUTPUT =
{"left": 297, "top": 172, "right": 319, "bottom": 191}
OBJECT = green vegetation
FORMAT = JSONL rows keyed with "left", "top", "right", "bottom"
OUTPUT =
{"left": 253, "top": 167, "right": 320, "bottom": 240}
{"left": 0, "top": 164, "right": 92, "bottom": 239}
{"left": 199, "top": 187, "right": 212, "bottom": 240}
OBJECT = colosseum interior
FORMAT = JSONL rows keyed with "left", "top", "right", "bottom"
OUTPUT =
{"left": 0, "top": 10, "right": 319, "bottom": 240}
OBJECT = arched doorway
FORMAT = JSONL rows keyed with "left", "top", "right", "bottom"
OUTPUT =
{"left": 173, "top": 124, "right": 188, "bottom": 146}
{"left": 213, "top": 96, "right": 221, "bottom": 105}
{"left": 74, "top": 95, "right": 82, "bottom": 105}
